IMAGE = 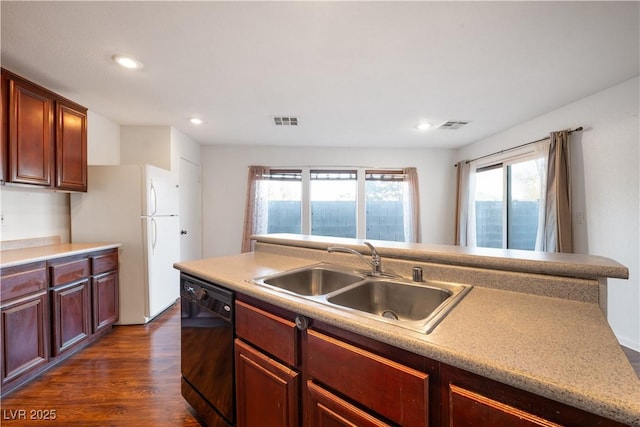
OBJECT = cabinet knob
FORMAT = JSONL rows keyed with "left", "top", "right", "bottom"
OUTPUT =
{"left": 181, "top": 230, "right": 188, "bottom": 235}
{"left": 295, "top": 315, "right": 309, "bottom": 330}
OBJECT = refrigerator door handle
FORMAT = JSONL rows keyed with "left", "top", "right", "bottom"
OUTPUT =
{"left": 151, "top": 218, "right": 158, "bottom": 253}
{"left": 150, "top": 181, "right": 157, "bottom": 216}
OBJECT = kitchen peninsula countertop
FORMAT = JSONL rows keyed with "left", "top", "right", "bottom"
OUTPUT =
{"left": 174, "top": 235, "right": 640, "bottom": 426}
{"left": 0, "top": 242, "right": 121, "bottom": 268}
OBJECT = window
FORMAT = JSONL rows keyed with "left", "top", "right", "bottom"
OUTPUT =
{"left": 243, "top": 167, "right": 420, "bottom": 251}
{"left": 473, "top": 156, "right": 544, "bottom": 250}
{"left": 265, "top": 170, "right": 302, "bottom": 234}
{"left": 365, "top": 171, "right": 406, "bottom": 241}
{"left": 310, "top": 170, "right": 357, "bottom": 238}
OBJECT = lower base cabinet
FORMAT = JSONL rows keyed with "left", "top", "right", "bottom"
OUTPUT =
{"left": 0, "top": 291, "right": 49, "bottom": 385}
{"left": 92, "top": 271, "right": 118, "bottom": 333}
{"left": 447, "top": 383, "right": 561, "bottom": 427}
{"left": 51, "top": 279, "right": 90, "bottom": 356}
{"left": 231, "top": 295, "right": 627, "bottom": 427}
{"left": 235, "top": 339, "right": 300, "bottom": 427}
{"left": 441, "top": 364, "right": 626, "bottom": 427}
{"left": 0, "top": 248, "right": 119, "bottom": 397}
{"left": 234, "top": 296, "right": 430, "bottom": 427}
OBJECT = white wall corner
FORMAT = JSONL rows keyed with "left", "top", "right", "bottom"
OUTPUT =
{"left": 87, "top": 111, "right": 120, "bottom": 165}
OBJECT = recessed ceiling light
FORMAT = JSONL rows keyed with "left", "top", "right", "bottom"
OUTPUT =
{"left": 189, "top": 117, "right": 203, "bottom": 125}
{"left": 112, "top": 54, "right": 143, "bottom": 70}
{"left": 416, "top": 123, "right": 431, "bottom": 131}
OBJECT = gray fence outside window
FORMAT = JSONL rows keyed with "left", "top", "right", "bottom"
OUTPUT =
{"left": 267, "top": 200, "right": 405, "bottom": 241}
{"left": 267, "top": 200, "right": 538, "bottom": 248}
{"left": 475, "top": 200, "right": 539, "bottom": 250}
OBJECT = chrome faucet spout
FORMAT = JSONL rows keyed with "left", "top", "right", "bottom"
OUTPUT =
{"left": 327, "top": 241, "right": 383, "bottom": 276}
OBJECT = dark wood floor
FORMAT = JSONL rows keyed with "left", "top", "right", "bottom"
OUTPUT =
{"left": 1, "top": 301, "right": 639, "bottom": 426}
{"left": 0, "top": 303, "right": 204, "bottom": 426}
{"left": 622, "top": 345, "right": 640, "bottom": 378}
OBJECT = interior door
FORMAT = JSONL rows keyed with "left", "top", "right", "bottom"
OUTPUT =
{"left": 179, "top": 157, "right": 202, "bottom": 261}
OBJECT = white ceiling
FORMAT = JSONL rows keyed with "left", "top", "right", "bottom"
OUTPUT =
{"left": 1, "top": 1, "right": 638, "bottom": 148}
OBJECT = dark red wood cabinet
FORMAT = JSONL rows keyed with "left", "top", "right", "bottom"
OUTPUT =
{"left": 0, "top": 262, "right": 49, "bottom": 391}
{"left": 234, "top": 296, "right": 431, "bottom": 427}
{"left": 1, "top": 290, "right": 49, "bottom": 384}
{"left": 90, "top": 250, "right": 119, "bottom": 334}
{"left": 6, "top": 76, "right": 53, "bottom": 186}
{"left": 440, "top": 364, "right": 626, "bottom": 427}
{"left": 51, "top": 279, "right": 90, "bottom": 356}
{"left": 232, "top": 295, "right": 627, "bottom": 427}
{"left": 235, "top": 300, "right": 300, "bottom": 427}
{"left": 0, "top": 249, "right": 119, "bottom": 397}
{"left": 1, "top": 68, "right": 87, "bottom": 191}
{"left": 55, "top": 100, "right": 87, "bottom": 191}
{"left": 235, "top": 338, "right": 300, "bottom": 427}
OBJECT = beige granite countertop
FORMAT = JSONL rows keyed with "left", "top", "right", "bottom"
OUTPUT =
{"left": 175, "top": 250, "right": 640, "bottom": 426}
{"left": 0, "top": 242, "right": 121, "bottom": 268}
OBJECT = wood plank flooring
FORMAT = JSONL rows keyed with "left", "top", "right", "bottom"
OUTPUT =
{"left": 622, "top": 345, "right": 640, "bottom": 378}
{"left": 0, "top": 302, "right": 205, "bottom": 426}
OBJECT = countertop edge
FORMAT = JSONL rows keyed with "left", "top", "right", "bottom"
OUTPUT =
{"left": 253, "top": 234, "right": 630, "bottom": 280}
{"left": 0, "top": 243, "right": 122, "bottom": 268}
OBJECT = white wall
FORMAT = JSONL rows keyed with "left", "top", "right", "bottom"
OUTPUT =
{"left": 172, "top": 127, "right": 201, "bottom": 167}
{"left": 87, "top": 111, "right": 120, "bottom": 165}
{"left": 0, "top": 111, "right": 121, "bottom": 243}
{"left": 455, "top": 77, "right": 640, "bottom": 351}
{"left": 120, "top": 126, "right": 172, "bottom": 171}
{"left": 201, "top": 145, "right": 457, "bottom": 257}
{"left": 0, "top": 186, "right": 70, "bottom": 243}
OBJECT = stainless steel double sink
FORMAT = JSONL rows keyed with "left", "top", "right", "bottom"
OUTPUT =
{"left": 252, "top": 264, "right": 472, "bottom": 333}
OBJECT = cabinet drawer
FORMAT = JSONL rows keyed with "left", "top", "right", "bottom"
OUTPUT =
{"left": 306, "top": 329, "right": 429, "bottom": 427}
{"left": 447, "top": 384, "right": 562, "bottom": 427}
{"left": 1, "top": 262, "right": 47, "bottom": 302}
{"left": 49, "top": 258, "right": 90, "bottom": 286}
{"left": 307, "top": 380, "right": 392, "bottom": 427}
{"left": 91, "top": 250, "right": 118, "bottom": 275}
{"left": 235, "top": 300, "right": 298, "bottom": 367}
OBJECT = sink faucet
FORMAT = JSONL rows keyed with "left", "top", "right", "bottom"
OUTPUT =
{"left": 327, "top": 241, "right": 382, "bottom": 276}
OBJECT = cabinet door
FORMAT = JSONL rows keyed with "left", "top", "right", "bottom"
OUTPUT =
{"left": 1, "top": 291, "right": 49, "bottom": 384}
{"left": 7, "top": 76, "right": 53, "bottom": 186}
{"left": 306, "top": 380, "right": 392, "bottom": 427}
{"left": 92, "top": 271, "right": 119, "bottom": 333}
{"left": 55, "top": 101, "right": 87, "bottom": 191}
{"left": 235, "top": 338, "right": 300, "bottom": 427}
{"left": 51, "top": 280, "right": 90, "bottom": 356}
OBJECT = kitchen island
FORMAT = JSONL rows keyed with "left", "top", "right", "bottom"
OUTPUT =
{"left": 174, "top": 234, "right": 639, "bottom": 426}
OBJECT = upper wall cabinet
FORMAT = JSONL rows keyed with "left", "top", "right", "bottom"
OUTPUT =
{"left": 1, "top": 68, "right": 87, "bottom": 192}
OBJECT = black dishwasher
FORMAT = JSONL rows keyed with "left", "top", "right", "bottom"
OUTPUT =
{"left": 180, "top": 273, "right": 234, "bottom": 427}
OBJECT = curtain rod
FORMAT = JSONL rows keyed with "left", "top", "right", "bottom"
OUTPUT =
{"left": 462, "top": 126, "right": 583, "bottom": 165}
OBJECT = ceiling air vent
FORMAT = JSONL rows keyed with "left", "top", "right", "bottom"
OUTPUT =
{"left": 273, "top": 116, "right": 298, "bottom": 126}
{"left": 438, "top": 120, "right": 470, "bottom": 130}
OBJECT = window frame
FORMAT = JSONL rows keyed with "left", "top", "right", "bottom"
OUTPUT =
{"left": 474, "top": 149, "right": 543, "bottom": 250}
{"left": 264, "top": 167, "right": 410, "bottom": 240}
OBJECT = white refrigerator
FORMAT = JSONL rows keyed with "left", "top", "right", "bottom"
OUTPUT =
{"left": 71, "top": 164, "right": 180, "bottom": 325}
